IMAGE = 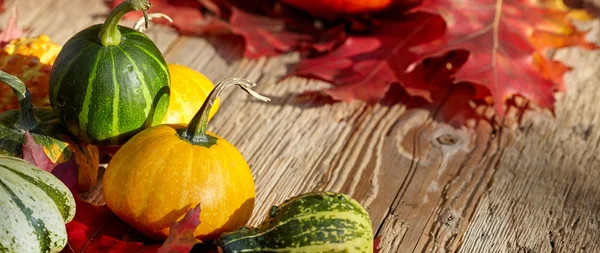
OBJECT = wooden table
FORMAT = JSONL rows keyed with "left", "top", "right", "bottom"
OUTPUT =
{"left": 5, "top": 0, "right": 600, "bottom": 252}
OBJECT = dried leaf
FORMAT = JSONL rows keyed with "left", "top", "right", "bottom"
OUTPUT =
{"left": 62, "top": 201, "right": 205, "bottom": 253}
{"left": 22, "top": 131, "right": 56, "bottom": 172}
{"left": 109, "top": 0, "right": 341, "bottom": 58}
{"left": 412, "top": 0, "right": 598, "bottom": 117}
{"left": 226, "top": 7, "right": 312, "bottom": 58}
{"left": 110, "top": 0, "right": 210, "bottom": 34}
{"left": 157, "top": 204, "right": 203, "bottom": 253}
{"left": 397, "top": 50, "right": 491, "bottom": 126}
{"left": 0, "top": 7, "right": 22, "bottom": 45}
{"left": 61, "top": 198, "right": 154, "bottom": 253}
{"left": 290, "top": 12, "right": 446, "bottom": 103}
{"left": 373, "top": 235, "right": 381, "bottom": 253}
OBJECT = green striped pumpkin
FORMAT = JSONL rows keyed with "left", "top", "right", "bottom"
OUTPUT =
{"left": 216, "top": 192, "right": 374, "bottom": 253}
{"left": 0, "top": 155, "right": 76, "bottom": 253}
{"left": 49, "top": 0, "right": 170, "bottom": 146}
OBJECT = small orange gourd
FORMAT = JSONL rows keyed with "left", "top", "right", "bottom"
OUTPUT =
{"left": 161, "top": 64, "right": 219, "bottom": 124}
{"left": 102, "top": 78, "right": 269, "bottom": 240}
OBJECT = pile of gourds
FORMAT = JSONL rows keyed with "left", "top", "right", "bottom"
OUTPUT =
{"left": 0, "top": 0, "right": 374, "bottom": 252}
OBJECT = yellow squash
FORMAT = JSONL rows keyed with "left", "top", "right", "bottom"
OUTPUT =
{"left": 161, "top": 64, "right": 219, "bottom": 124}
{"left": 103, "top": 78, "right": 269, "bottom": 240}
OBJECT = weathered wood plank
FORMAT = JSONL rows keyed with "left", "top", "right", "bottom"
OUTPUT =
{"left": 375, "top": 113, "right": 501, "bottom": 252}
{"left": 6, "top": 1, "right": 600, "bottom": 253}
{"left": 458, "top": 23, "right": 600, "bottom": 252}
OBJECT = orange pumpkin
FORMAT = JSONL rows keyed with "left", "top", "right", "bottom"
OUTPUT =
{"left": 280, "top": 0, "right": 393, "bottom": 16}
{"left": 103, "top": 78, "right": 269, "bottom": 240}
{"left": 0, "top": 35, "right": 61, "bottom": 112}
{"left": 161, "top": 64, "right": 219, "bottom": 124}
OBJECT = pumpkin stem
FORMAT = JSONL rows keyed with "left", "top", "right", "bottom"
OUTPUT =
{"left": 182, "top": 78, "right": 270, "bottom": 144}
{"left": 99, "top": 0, "right": 151, "bottom": 46}
{"left": 0, "top": 70, "right": 38, "bottom": 130}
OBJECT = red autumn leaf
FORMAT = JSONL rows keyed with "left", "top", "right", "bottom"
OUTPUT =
{"left": 61, "top": 197, "right": 154, "bottom": 253}
{"left": 411, "top": 0, "right": 598, "bottom": 117}
{"left": 157, "top": 204, "right": 203, "bottom": 253}
{"left": 290, "top": 12, "right": 446, "bottom": 103}
{"left": 373, "top": 235, "right": 381, "bottom": 253}
{"left": 63, "top": 200, "right": 205, "bottom": 253}
{"left": 109, "top": 0, "right": 339, "bottom": 58}
{"left": 225, "top": 7, "right": 312, "bottom": 58}
{"left": 401, "top": 51, "right": 492, "bottom": 125}
{"left": 109, "top": 0, "right": 227, "bottom": 35}
{"left": 22, "top": 131, "right": 56, "bottom": 172}
{"left": 0, "top": 7, "right": 22, "bottom": 45}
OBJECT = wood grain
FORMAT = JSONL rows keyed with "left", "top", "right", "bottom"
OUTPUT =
{"left": 4, "top": 1, "right": 600, "bottom": 252}
{"left": 458, "top": 23, "right": 600, "bottom": 252}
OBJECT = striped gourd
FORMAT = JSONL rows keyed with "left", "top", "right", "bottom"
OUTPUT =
{"left": 216, "top": 192, "right": 374, "bottom": 253}
{"left": 0, "top": 155, "right": 76, "bottom": 253}
{"left": 0, "top": 70, "right": 99, "bottom": 192}
{"left": 49, "top": 0, "right": 170, "bottom": 146}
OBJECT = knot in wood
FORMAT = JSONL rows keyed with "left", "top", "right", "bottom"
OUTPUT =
{"left": 436, "top": 133, "right": 458, "bottom": 145}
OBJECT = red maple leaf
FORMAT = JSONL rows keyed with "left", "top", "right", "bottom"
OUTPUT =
{"left": 61, "top": 199, "right": 205, "bottom": 253}
{"left": 108, "top": 0, "right": 341, "bottom": 58}
{"left": 290, "top": 12, "right": 446, "bottom": 103}
{"left": 401, "top": 49, "right": 492, "bottom": 124}
{"left": 157, "top": 204, "right": 203, "bottom": 253}
{"left": 22, "top": 131, "right": 56, "bottom": 172}
{"left": 110, "top": 0, "right": 220, "bottom": 35}
{"left": 411, "top": 0, "right": 598, "bottom": 117}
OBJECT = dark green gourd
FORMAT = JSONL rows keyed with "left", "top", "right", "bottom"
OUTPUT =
{"left": 49, "top": 0, "right": 170, "bottom": 146}
{"left": 216, "top": 192, "right": 374, "bottom": 253}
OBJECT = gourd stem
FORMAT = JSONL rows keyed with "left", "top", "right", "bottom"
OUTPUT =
{"left": 0, "top": 70, "right": 38, "bottom": 130}
{"left": 98, "top": 0, "right": 151, "bottom": 46}
{"left": 133, "top": 13, "right": 173, "bottom": 32}
{"left": 183, "top": 78, "right": 270, "bottom": 144}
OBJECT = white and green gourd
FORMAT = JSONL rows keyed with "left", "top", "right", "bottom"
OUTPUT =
{"left": 216, "top": 191, "right": 374, "bottom": 253}
{"left": 0, "top": 155, "right": 76, "bottom": 253}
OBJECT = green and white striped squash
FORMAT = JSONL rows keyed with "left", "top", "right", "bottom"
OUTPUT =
{"left": 216, "top": 192, "right": 374, "bottom": 253}
{"left": 0, "top": 155, "right": 76, "bottom": 253}
{"left": 49, "top": 0, "right": 170, "bottom": 146}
